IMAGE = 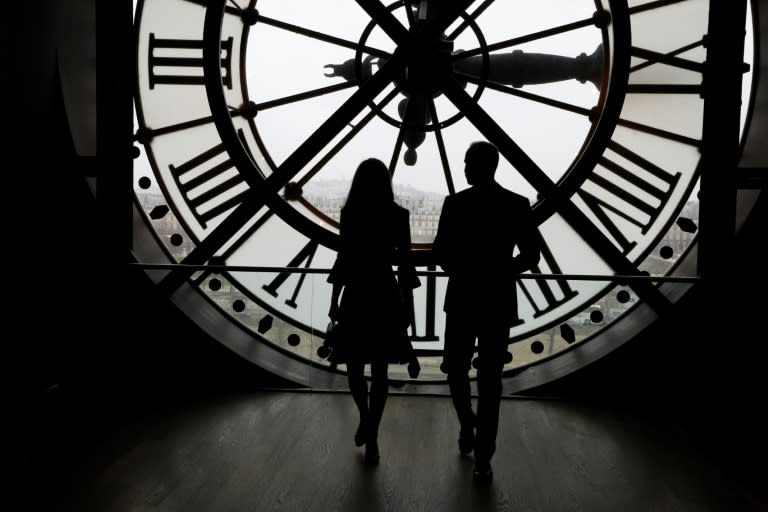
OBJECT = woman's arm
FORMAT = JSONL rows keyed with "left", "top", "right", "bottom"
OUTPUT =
{"left": 329, "top": 282, "right": 342, "bottom": 320}
{"left": 396, "top": 206, "right": 421, "bottom": 291}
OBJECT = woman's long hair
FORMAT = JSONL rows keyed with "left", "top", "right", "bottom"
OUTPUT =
{"left": 343, "top": 158, "right": 394, "bottom": 215}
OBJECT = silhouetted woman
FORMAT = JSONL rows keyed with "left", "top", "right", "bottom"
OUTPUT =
{"left": 327, "top": 158, "right": 421, "bottom": 465}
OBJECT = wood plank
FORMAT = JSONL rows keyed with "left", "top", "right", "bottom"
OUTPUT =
{"left": 18, "top": 390, "right": 768, "bottom": 512}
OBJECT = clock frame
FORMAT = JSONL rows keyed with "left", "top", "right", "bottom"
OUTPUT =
{"left": 131, "top": 0, "right": 757, "bottom": 392}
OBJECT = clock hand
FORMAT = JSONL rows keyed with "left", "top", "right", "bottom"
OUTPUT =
{"left": 326, "top": 45, "right": 603, "bottom": 91}
{"left": 398, "top": 92, "right": 431, "bottom": 166}
{"left": 323, "top": 55, "right": 379, "bottom": 83}
{"left": 325, "top": 41, "right": 601, "bottom": 166}
{"left": 395, "top": 44, "right": 602, "bottom": 164}
{"left": 326, "top": 1, "right": 469, "bottom": 166}
{"left": 453, "top": 44, "right": 604, "bottom": 90}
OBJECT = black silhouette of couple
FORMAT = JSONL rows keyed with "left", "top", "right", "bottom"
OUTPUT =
{"left": 327, "top": 141, "right": 541, "bottom": 483}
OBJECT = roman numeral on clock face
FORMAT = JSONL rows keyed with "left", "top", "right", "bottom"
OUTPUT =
{"left": 148, "top": 33, "right": 234, "bottom": 89}
{"left": 577, "top": 141, "right": 681, "bottom": 254}
{"left": 410, "top": 266, "right": 439, "bottom": 342}
{"left": 262, "top": 240, "right": 320, "bottom": 308}
{"left": 517, "top": 236, "right": 579, "bottom": 320}
{"left": 168, "top": 142, "right": 249, "bottom": 228}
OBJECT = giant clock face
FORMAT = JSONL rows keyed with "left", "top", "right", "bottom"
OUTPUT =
{"left": 132, "top": 0, "right": 757, "bottom": 392}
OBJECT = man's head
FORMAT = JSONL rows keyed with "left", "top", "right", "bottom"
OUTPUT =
{"left": 464, "top": 141, "right": 499, "bottom": 185}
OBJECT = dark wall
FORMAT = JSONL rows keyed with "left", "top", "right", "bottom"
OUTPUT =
{"left": 10, "top": 1, "right": 295, "bottom": 407}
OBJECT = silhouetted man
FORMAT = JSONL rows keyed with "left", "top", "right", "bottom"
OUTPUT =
{"left": 432, "top": 140, "right": 541, "bottom": 483}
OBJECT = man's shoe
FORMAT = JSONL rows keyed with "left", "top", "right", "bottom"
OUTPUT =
{"left": 473, "top": 461, "right": 493, "bottom": 484}
{"left": 365, "top": 438, "right": 380, "bottom": 465}
{"left": 458, "top": 428, "right": 475, "bottom": 455}
{"left": 458, "top": 413, "right": 476, "bottom": 455}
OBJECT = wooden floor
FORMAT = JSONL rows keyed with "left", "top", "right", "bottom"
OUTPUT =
{"left": 14, "top": 387, "right": 767, "bottom": 512}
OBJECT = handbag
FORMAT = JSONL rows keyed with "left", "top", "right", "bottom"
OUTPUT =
{"left": 317, "top": 320, "right": 346, "bottom": 363}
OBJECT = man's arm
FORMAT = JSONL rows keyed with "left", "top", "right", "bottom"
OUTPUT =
{"left": 431, "top": 196, "right": 454, "bottom": 273}
{"left": 511, "top": 203, "right": 541, "bottom": 273}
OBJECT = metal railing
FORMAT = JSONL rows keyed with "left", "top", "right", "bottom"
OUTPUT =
{"left": 128, "top": 262, "right": 702, "bottom": 283}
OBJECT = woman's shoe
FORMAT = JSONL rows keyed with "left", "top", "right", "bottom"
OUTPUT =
{"left": 365, "top": 438, "right": 380, "bottom": 465}
{"left": 473, "top": 460, "right": 493, "bottom": 484}
{"left": 458, "top": 427, "right": 475, "bottom": 455}
{"left": 354, "top": 422, "right": 367, "bottom": 447}
{"left": 407, "top": 358, "right": 421, "bottom": 379}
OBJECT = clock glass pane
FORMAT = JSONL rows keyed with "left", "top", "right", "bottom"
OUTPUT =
{"left": 131, "top": 0, "right": 757, "bottom": 391}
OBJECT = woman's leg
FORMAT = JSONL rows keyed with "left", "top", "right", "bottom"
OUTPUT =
{"left": 364, "top": 360, "right": 389, "bottom": 463}
{"left": 346, "top": 360, "right": 369, "bottom": 446}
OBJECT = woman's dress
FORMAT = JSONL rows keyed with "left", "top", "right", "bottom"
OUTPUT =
{"left": 327, "top": 203, "right": 420, "bottom": 364}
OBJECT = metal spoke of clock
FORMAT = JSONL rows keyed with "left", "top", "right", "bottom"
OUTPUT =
{"left": 189, "top": 207, "right": 279, "bottom": 287}
{"left": 439, "top": 76, "right": 673, "bottom": 314}
{"left": 135, "top": 116, "right": 212, "bottom": 141}
{"left": 356, "top": 0, "right": 411, "bottom": 44}
{"left": 445, "top": 0, "right": 496, "bottom": 41}
{"left": 389, "top": 124, "right": 407, "bottom": 175}
{"left": 628, "top": 0, "right": 687, "bottom": 16}
{"left": 293, "top": 195, "right": 340, "bottom": 227}
{"left": 631, "top": 47, "right": 704, "bottom": 74}
{"left": 630, "top": 39, "right": 705, "bottom": 74}
{"left": 626, "top": 46, "right": 704, "bottom": 94}
{"left": 471, "top": 69, "right": 701, "bottom": 146}
{"left": 616, "top": 118, "right": 701, "bottom": 148}
{"left": 181, "top": 0, "right": 242, "bottom": 17}
{"left": 226, "top": 0, "right": 243, "bottom": 12}
{"left": 357, "top": 0, "right": 473, "bottom": 49}
{"left": 455, "top": 71, "right": 595, "bottom": 118}
{"left": 293, "top": 88, "right": 401, "bottom": 190}
{"left": 427, "top": 95, "right": 455, "bottom": 195}
{"left": 251, "top": 82, "right": 358, "bottom": 112}
{"left": 458, "top": 73, "right": 700, "bottom": 147}
{"left": 442, "top": 77, "right": 556, "bottom": 194}
{"left": 254, "top": 13, "right": 391, "bottom": 59}
{"left": 218, "top": 207, "right": 278, "bottom": 263}
{"left": 452, "top": 14, "right": 603, "bottom": 61}
{"left": 134, "top": 103, "right": 259, "bottom": 141}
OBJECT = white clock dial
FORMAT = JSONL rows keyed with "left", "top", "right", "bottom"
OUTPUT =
{"left": 131, "top": 0, "right": 756, "bottom": 391}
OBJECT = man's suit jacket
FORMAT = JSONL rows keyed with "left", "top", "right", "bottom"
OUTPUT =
{"left": 432, "top": 181, "right": 541, "bottom": 326}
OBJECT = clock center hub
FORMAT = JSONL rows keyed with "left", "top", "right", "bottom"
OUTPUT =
{"left": 395, "top": 38, "right": 455, "bottom": 97}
